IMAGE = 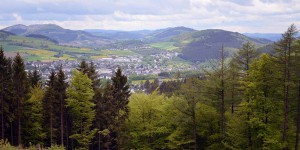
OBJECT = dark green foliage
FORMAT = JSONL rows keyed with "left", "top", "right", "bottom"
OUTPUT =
{"left": 88, "top": 62, "right": 100, "bottom": 90}
{"left": 12, "top": 53, "right": 29, "bottom": 147}
{"left": 158, "top": 80, "right": 182, "bottom": 96}
{"left": 78, "top": 60, "right": 89, "bottom": 74}
{"left": 29, "top": 66, "right": 42, "bottom": 87}
{"left": 0, "top": 47, "right": 14, "bottom": 143}
{"left": 110, "top": 68, "right": 131, "bottom": 149}
{"left": 42, "top": 70, "right": 58, "bottom": 146}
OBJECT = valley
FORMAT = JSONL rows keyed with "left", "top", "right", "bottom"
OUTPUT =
{"left": 0, "top": 24, "right": 273, "bottom": 83}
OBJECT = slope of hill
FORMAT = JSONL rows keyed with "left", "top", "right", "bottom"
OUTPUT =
{"left": 173, "top": 29, "right": 272, "bottom": 62}
{"left": 3, "top": 24, "right": 112, "bottom": 47}
{"left": 145, "top": 26, "right": 196, "bottom": 42}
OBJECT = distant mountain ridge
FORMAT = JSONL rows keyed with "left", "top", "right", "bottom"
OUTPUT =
{"left": 244, "top": 33, "right": 282, "bottom": 42}
{"left": 2, "top": 24, "right": 112, "bottom": 47}
{"left": 1, "top": 24, "right": 273, "bottom": 62}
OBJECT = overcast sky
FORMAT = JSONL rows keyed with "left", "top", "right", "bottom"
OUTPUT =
{"left": 0, "top": 0, "right": 299, "bottom": 33}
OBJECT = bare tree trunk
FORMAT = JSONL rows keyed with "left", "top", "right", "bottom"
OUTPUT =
{"left": 221, "top": 45, "right": 225, "bottom": 138}
{"left": 50, "top": 111, "right": 53, "bottom": 146}
{"left": 66, "top": 120, "right": 69, "bottom": 150}
{"left": 99, "top": 122, "right": 101, "bottom": 150}
{"left": 17, "top": 86, "right": 21, "bottom": 149}
{"left": 231, "top": 75, "right": 235, "bottom": 114}
{"left": 295, "top": 81, "right": 300, "bottom": 150}
{"left": 60, "top": 96, "right": 64, "bottom": 146}
{"left": 1, "top": 93, "right": 4, "bottom": 140}
{"left": 10, "top": 122, "right": 13, "bottom": 145}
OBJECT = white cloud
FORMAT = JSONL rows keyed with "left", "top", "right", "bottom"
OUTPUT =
{"left": 12, "top": 13, "right": 22, "bottom": 22}
{"left": 0, "top": 0, "right": 299, "bottom": 33}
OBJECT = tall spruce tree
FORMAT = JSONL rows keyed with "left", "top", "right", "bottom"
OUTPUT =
{"left": 54, "top": 65, "right": 68, "bottom": 146}
{"left": 110, "top": 67, "right": 131, "bottom": 149}
{"left": 0, "top": 46, "right": 9, "bottom": 141}
{"left": 30, "top": 66, "right": 42, "bottom": 87}
{"left": 43, "top": 70, "right": 57, "bottom": 146}
{"left": 88, "top": 61, "right": 100, "bottom": 90}
{"left": 78, "top": 60, "right": 89, "bottom": 74}
{"left": 12, "top": 53, "right": 28, "bottom": 148}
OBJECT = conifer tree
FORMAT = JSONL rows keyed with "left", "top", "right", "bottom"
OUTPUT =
{"left": 232, "top": 41, "right": 259, "bottom": 147}
{"left": 30, "top": 66, "right": 42, "bottom": 87}
{"left": 110, "top": 67, "right": 131, "bottom": 149}
{"left": 66, "top": 70, "right": 96, "bottom": 149}
{"left": 274, "top": 24, "right": 298, "bottom": 149}
{"left": 23, "top": 84, "right": 46, "bottom": 145}
{"left": 54, "top": 65, "right": 68, "bottom": 146}
{"left": 12, "top": 53, "right": 28, "bottom": 148}
{"left": 78, "top": 60, "right": 89, "bottom": 74}
{"left": 88, "top": 61, "right": 100, "bottom": 90}
{"left": 43, "top": 70, "right": 57, "bottom": 146}
{"left": 0, "top": 46, "right": 10, "bottom": 141}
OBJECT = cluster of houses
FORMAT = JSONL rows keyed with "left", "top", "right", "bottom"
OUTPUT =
{"left": 25, "top": 50, "right": 196, "bottom": 83}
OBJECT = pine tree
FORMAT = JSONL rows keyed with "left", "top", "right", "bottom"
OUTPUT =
{"left": 110, "top": 68, "right": 131, "bottom": 149}
{"left": 30, "top": 66, "right": 42, "bottom": 87}
{"left": 94, "top": 82, "right": 115, "bottom": 150}
{"left": 54, "top": 65, "right": 68, "bottom": 146}
{"left": 274, "top": 24, "right": 298, "bottom": 149}
{"left": 4, "top": 58, "right": 14, "bottom": 145}
{"left": 0, "top": 46, "right": 9, "bottom": 141}
{"left": 246, "top": 54, "right": 282, "bottom": 149}
{"left": 232, "top": 41, "right": 259, "bottom": 147}
{"left": 173, "top": 77, "right": 204, "bottom": 150}
{"left": 88, "top": 61, "right": 100, "bottom": 90}
{"left": 66, "top": 70, "right": 96, "bottom": 149}
{"left": 43, "top": 70, "right": 57, "bottom": 146}
{"left": 12, "top": 53, "right": 28, "bottom": 148}
{"left": 78, "top": 60, "right": 89, "bottom": 74}
{"left": 144, "top": 80, "right": 151, "bottom": 94}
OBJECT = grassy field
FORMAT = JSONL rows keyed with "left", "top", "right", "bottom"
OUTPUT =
{"left": 17, "top": 49, "right": 75, "bottom": 61}
{"left": 149, "top": 42, "right": 178, "bottom": 51}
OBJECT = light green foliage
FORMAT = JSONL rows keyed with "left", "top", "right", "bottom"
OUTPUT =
{"left": 0, "top": 140, "right": 65, "bottom": 150}
{"left": 23, "top": 85, "right": 46, "bottom": 145}
{"left": 247, "top": 54, "right": 282, "bottom": 149}
{"left": 128, "top": 91, "right": 170, "bottom": 149}
{"left": 226, "top": 54, "right": 283, "bottom": 149}
{"left": 167, "top": 97, "right": 219, "bottom": 149}
{"left": 66, "top": 70, "right": 96, "bottom": 149}
{"left": 0, "top": 140, "right": 15, "bottom": 150}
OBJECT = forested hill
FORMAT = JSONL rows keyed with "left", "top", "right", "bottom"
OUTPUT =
{"left": 1, "top": 24, "right": 272, "bottom": 63}
{"left": 175, "top": 29, "right": 272, "bottom": 61}
{"left": 3, "top": 24, "right": 112, "bottom": 47}
{"left": 1, "top": 24, "right": 300, "bottom": 150}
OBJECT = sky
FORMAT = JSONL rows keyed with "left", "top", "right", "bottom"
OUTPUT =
{"left": 0, "top": 0, "right": 299, "bottom": 33}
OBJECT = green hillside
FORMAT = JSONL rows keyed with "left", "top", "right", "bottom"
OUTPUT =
{"left": 0, "top": 31, "right": 143, "bottom": 62}
{"left": 172, "top": 29, "right": 272, "bottom": 61}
